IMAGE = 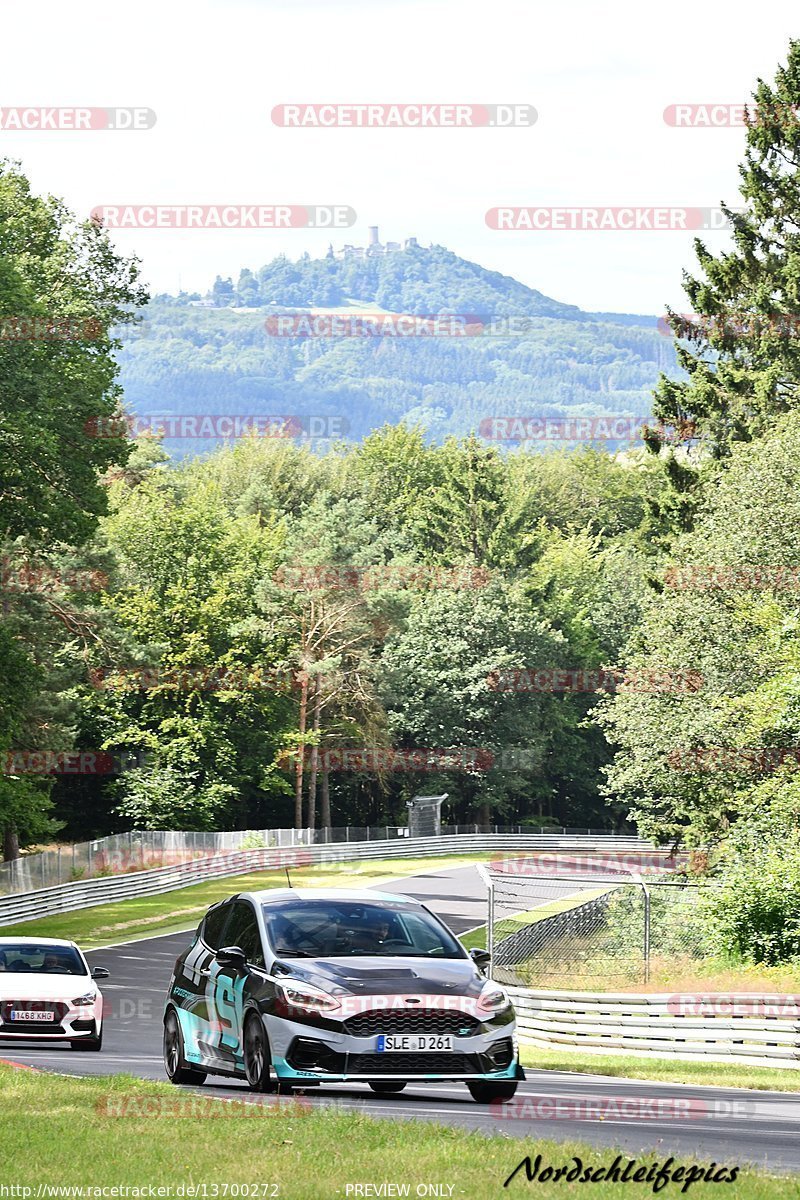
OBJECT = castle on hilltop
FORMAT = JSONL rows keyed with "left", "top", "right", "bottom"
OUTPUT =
{"left": 330, "top": 227, "right": 420, "bottom": 260}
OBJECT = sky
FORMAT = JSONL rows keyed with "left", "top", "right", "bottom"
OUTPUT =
{"left": 2, "top": 0, "right": 799, "bottom": 315}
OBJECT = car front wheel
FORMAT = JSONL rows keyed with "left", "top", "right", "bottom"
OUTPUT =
{"left": 467, "top": 1081, "right": 518, "bottom": 1104}
{"left": 243, "top": 1013, "right": 273, "bottom": 1092}
{"left": 368, "top": 1081, "right": 407, "bottom": 1094}
{"left": 164, "top": 1010, "right": 207, "bottom": 1086}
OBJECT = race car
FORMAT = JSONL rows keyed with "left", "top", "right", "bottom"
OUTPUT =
{"left": 0, "top": 937, "right": 109, "bottom": 1050}
{"left": 164, "top": 887, "right": 523, "bottom": 1102}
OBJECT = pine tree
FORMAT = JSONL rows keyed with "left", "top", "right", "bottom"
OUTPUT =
{"left": 649, "top": 41, "right": 800, "bottom": 523}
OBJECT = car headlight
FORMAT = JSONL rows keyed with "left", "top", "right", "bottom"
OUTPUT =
{"left": 276, "top": 981, "right": 341, "bottom": 1015}
{"left": 476, "top": 981, "right": 511, "bottom": 1015}
{"left": 72, "top": 992, "right": 97, "bottom": 1007}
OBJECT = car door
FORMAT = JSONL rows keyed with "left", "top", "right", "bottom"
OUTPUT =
{"left": 210, "top": 900, "right": 266, "bottom": 1069}
{"left": 176, "top": 900, "right": 234, "bottom": 1067}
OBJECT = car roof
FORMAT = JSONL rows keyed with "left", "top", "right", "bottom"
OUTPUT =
{"left": 243, "top": 887, "right": 422, "bottom": 906}
{"left": 0, "top": 937, "right": 77, "bottom": 948}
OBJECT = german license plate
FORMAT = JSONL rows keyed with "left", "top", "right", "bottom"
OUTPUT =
{"left": 10, "top": 1010, "right": 55, "bottom": 1022}
{"left": 376, "top": 1034, "right": 453, "bottom": 1052}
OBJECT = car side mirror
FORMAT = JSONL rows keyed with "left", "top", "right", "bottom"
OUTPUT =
{"left": 469, "top": 948, "right": 491, "bottom": 973}
{"left": 216, "top": 945, "right": 248, "bottom": 972}
{"left": 90, "top": 966, "right": 110, "bottom": 980}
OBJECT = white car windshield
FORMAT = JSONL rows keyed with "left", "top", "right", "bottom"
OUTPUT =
{"left": 0, "top": 945, "right": 87, "bottom": 976}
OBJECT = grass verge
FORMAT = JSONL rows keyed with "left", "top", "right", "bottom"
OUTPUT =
{"left": 0, "top": 853, "right": 493, "bottom": 948}
{"left": 521, "top": 1046, "right": 800, "bottom": 1092}
{"left": 0, "top": 1063, "right": 790, "bottom": 1198}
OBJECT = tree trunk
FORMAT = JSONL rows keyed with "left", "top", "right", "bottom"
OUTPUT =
{"left": 321, "top": 762, "right": 331, "bottom": 834}
{"left": 479, "top": 799, "right": 491, "bottom": 833}
{"left": 3, "top": 823, "right": 20, "bottom": 863}
{"left": 306, "top": 679, "right": 322, "bottom": 831}
{"left": 294, "top": 670, "right": 308, "bottom": 830}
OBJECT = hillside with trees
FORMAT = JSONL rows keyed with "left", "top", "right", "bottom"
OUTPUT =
{"left": 116, "top": 245, "right": 677, "bottom": 451}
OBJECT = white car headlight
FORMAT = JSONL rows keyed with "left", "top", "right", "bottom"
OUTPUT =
{"left": 476, "top": 981, "right": 511, "bottom": 1015}
{"left": 72, "top": 992, "right": 97, "bottom": 1007}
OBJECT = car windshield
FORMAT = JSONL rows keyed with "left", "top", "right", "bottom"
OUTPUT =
{"left": 261, "top": 900, "right": 466, "bottom": 959}
{"left": 0, "top": 944, "right": 87, "bottom": 976}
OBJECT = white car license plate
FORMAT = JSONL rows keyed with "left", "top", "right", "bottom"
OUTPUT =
{"left": 10, "top": 1010, "right": 55, "bottom": 1022}
{"left": 376, "top": 1035, "right": 453, "bottom": 1052}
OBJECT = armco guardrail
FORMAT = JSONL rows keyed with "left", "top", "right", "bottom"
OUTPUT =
{"left": 0, "top": 833, "right": 651, "bottom": 928}
{"left": 0, "top": 824, "right": 625, "bottom": 894}
{"left": 510, "top": 986, "right": 800, "bottom": 1068}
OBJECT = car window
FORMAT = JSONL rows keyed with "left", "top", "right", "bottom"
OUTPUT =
{"left": 224, "top": 901, "right": 265, "bottom": 967}
{"left": 201, "top": 904, "right": 230, "bottom": 951}
{"left": 261, "top": 900, "right": 465, "bottom": 958}
{"left": 0, "top": 944, "right": 87, "bottom": 975}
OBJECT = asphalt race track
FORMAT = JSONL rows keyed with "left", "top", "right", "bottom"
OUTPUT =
{"left": 4, "top": 864, "right": 800, "bottom": 1174}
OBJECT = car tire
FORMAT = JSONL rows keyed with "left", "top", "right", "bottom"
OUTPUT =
{"left": 163, "top": 1009, "right": 207, "bottom": 1086}
{"left": 467, "top": 1081, "right": 518, "bottom": 1104}
{"left": 368, "top": 1082, "right": 407, "bottom": 1094}
{"left": 243, "top": 1012, "right": 272, "bottom": 1092}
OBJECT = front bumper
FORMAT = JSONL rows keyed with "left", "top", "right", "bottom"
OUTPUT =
{"left": 265, "top": 1011, "right": 523, "bottom": 1082}
{"left": 0, "top": 999, "right": 101, "bottom": 1040}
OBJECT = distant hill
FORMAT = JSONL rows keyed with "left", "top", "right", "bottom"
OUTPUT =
{"left": 115, "top": 243, "right": 678, "bottom": 454}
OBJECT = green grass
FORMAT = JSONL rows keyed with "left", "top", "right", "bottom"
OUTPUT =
{"left": 522, "top": 1046, "right": 800, "bottom": 1092}
{"left": 0, "top": 853, "right": 494, "bottom": 948}
{"left": 0, "top": 1063, "right": 791, "bottom": 1198}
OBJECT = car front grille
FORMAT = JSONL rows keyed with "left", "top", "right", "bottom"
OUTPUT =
{"left": 343, "top": 1009, "right": 482, "bottom": 1038}
{"left": 0, "top": 1001, "right": 69, "bottom": 1033}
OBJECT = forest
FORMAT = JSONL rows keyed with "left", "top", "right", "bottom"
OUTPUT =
{"left": 4, "top": 42, "right": 800, "bottom": 964}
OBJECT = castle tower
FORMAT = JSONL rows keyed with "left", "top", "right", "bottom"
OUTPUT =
{"left": 368, "top": 226, "right": 379, "bottom": 246}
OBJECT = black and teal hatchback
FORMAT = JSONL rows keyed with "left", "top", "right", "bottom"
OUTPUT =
{"left": 163, "top": 887, "right": 523, "bottom": 1102}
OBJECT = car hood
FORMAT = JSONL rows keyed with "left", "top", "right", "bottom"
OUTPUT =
{"left": 273, "top": 955, "right": 485, "bottom": 998}
{"left": 0, "top": 975, "right": 95, "bottom": 1002}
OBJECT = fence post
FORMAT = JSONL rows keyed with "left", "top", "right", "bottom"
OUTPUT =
{"left": 476, "top": 864, "right": 495, "bottom": 980}
{"left": 641, "top": 879, "right": 651, "bottom": 985}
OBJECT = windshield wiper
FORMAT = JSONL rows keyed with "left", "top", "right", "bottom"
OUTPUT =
{"left": 273, "top": 947, "right": 313, "bottom": 957}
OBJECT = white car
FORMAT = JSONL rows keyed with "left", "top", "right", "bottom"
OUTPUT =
{"left": 0, "top": 937, "right": 109, "bottom": 1051}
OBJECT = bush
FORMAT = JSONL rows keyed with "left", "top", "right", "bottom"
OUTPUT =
{"left": 702, "top": 822, "right": 800, "bottom": 965}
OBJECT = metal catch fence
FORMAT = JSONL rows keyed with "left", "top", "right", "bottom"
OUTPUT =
{"left": 482, "top": 852, "right": 715, "bottom": 989}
